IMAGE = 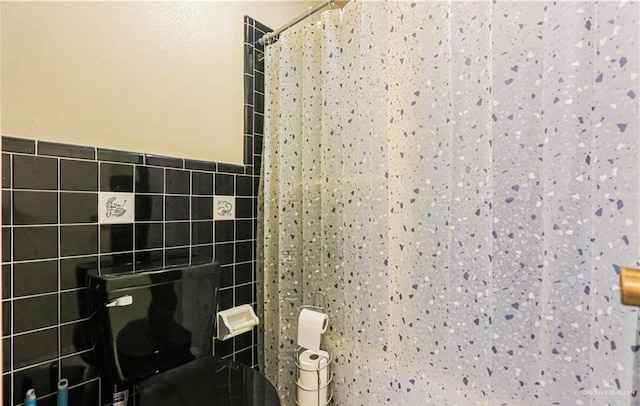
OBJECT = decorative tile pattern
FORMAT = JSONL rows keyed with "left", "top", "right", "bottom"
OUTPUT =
{"left": 214, "top": 196, "right": 236, "bottom": 220}
{"left": 98, "top": 192, "right": 135, "bottom": 224}
{"left": 261, "top": 1, "right": 639, "bottom": 405}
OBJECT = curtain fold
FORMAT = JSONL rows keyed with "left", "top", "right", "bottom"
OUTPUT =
{"left": 259, "top": 1, "right": 640, "bottom": 405}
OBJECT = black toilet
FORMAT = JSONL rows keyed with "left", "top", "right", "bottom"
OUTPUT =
{"left": 87, "top": 261, "right": 279, "bottom": 406}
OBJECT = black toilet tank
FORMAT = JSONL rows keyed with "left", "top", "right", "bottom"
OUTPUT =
{"left": 87, "top": 262, "right": 221, "bottom": 385}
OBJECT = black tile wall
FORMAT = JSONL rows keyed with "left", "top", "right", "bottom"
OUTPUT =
{"left": 2, "top": 138, "right": 35, "bottom": 155}
{"left": 13, "top": 261, "right": 57, "bottom": 297}
{"left": 134, "top": 195, "right": 163, "bottom": 221}
{"left": 100, "top": 163, "right": 133, "bottom": 193}
{"left": 1, "top": 15, "right": 267, "bottom": 406}
{"left": 13, "top": 155, "right": 57, "bottom": 190}
{"left": 214, "top": 173, "right": 234, "bottom": 195}
{"left": 14, "top": 294, "right": 58, "bottom": 333}
{"left": 38, "top": 142, "right": 95, "bottom": 160}
{"left": 60, "top": 159, "right": 98, "bottom": 192}
{"left": 13, "top": 191, "right": 58, "bottom": 225}
{"left": 135, "top": 166, "right": 164, "bottom": 194}
{"left": 2, "top": 141, "right": 262, "bottom": 404}
{"left": 192, "top": 197, "right": 213, "bottom": 220}
{"left": 165, "top": 196, "right": 190, "bottom": 221}
{"left": 60, "top": 193, "right": 98, "bottom": 224}
{"left": 96, "top": 148, "right": 143, "bottom": 164}
{"left": 166, "top": 169, "right": 190, "bottom": 194}
{"left": 13, "top": 226, "right": 59, "bottom": 261}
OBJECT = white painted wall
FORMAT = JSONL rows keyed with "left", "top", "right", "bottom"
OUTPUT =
{"left": 1, "top": 1, "right": 318, "bottom": 164}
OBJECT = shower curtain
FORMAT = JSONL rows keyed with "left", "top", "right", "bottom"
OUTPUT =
{"left": 258, "top": 1, "right": 640, "bottom": 405}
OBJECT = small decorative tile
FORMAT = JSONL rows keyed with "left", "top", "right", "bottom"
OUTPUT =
{"left": 214, "top": 196, "right": 235, "bottom": 220}
{"left": 98, "top": 192, "right": 135, "bottom": 224}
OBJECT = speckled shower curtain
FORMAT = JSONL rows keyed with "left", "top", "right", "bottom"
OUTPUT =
{"left": 258, "top": 1, "right": 640, "bottom": 405}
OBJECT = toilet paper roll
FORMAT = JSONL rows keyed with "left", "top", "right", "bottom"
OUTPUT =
{"left": 297, "top": 349, "right": 329, "bottom": 406}
{"left": 297, "top": 309, "right": 329, "bottom": 351}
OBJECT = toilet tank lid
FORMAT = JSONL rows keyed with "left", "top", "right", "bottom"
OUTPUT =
{"left": 87, "top": 261, "right": 221, "bottom": 291}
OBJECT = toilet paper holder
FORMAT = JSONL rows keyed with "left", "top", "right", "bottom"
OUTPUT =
{"left": 294, "top": 347, "right": 333, "bottom": 406}
{"left": 295, "top": 291, "right": 332, "bottom": 405}
{"left": 217, "top": 304, "right": 259, "bottom": 341}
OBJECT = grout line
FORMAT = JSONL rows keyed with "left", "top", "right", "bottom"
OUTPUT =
{"left": 11, "top": 324, "right": 57, "bottom": 338}
{"left": 9, "top": 189, "right": 98, "bottom": 194}
{"left": 162, "top": 168, "right": 167, "bottom": 270}
{"left": 97, "top": 162, "right": 102, "bottom": 276}
{"left": 189, "top": 173, "right": 193, "bottom": 267}
{"left": 10, "top": 290, "right": 60, "bottom": 300}
{"left": 59, "top": 347, "right": 94, "bottom": 361}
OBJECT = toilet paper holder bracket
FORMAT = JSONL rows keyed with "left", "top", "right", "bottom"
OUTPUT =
{"left": 297, "top": 291, "right": 326, "bottom": 312}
